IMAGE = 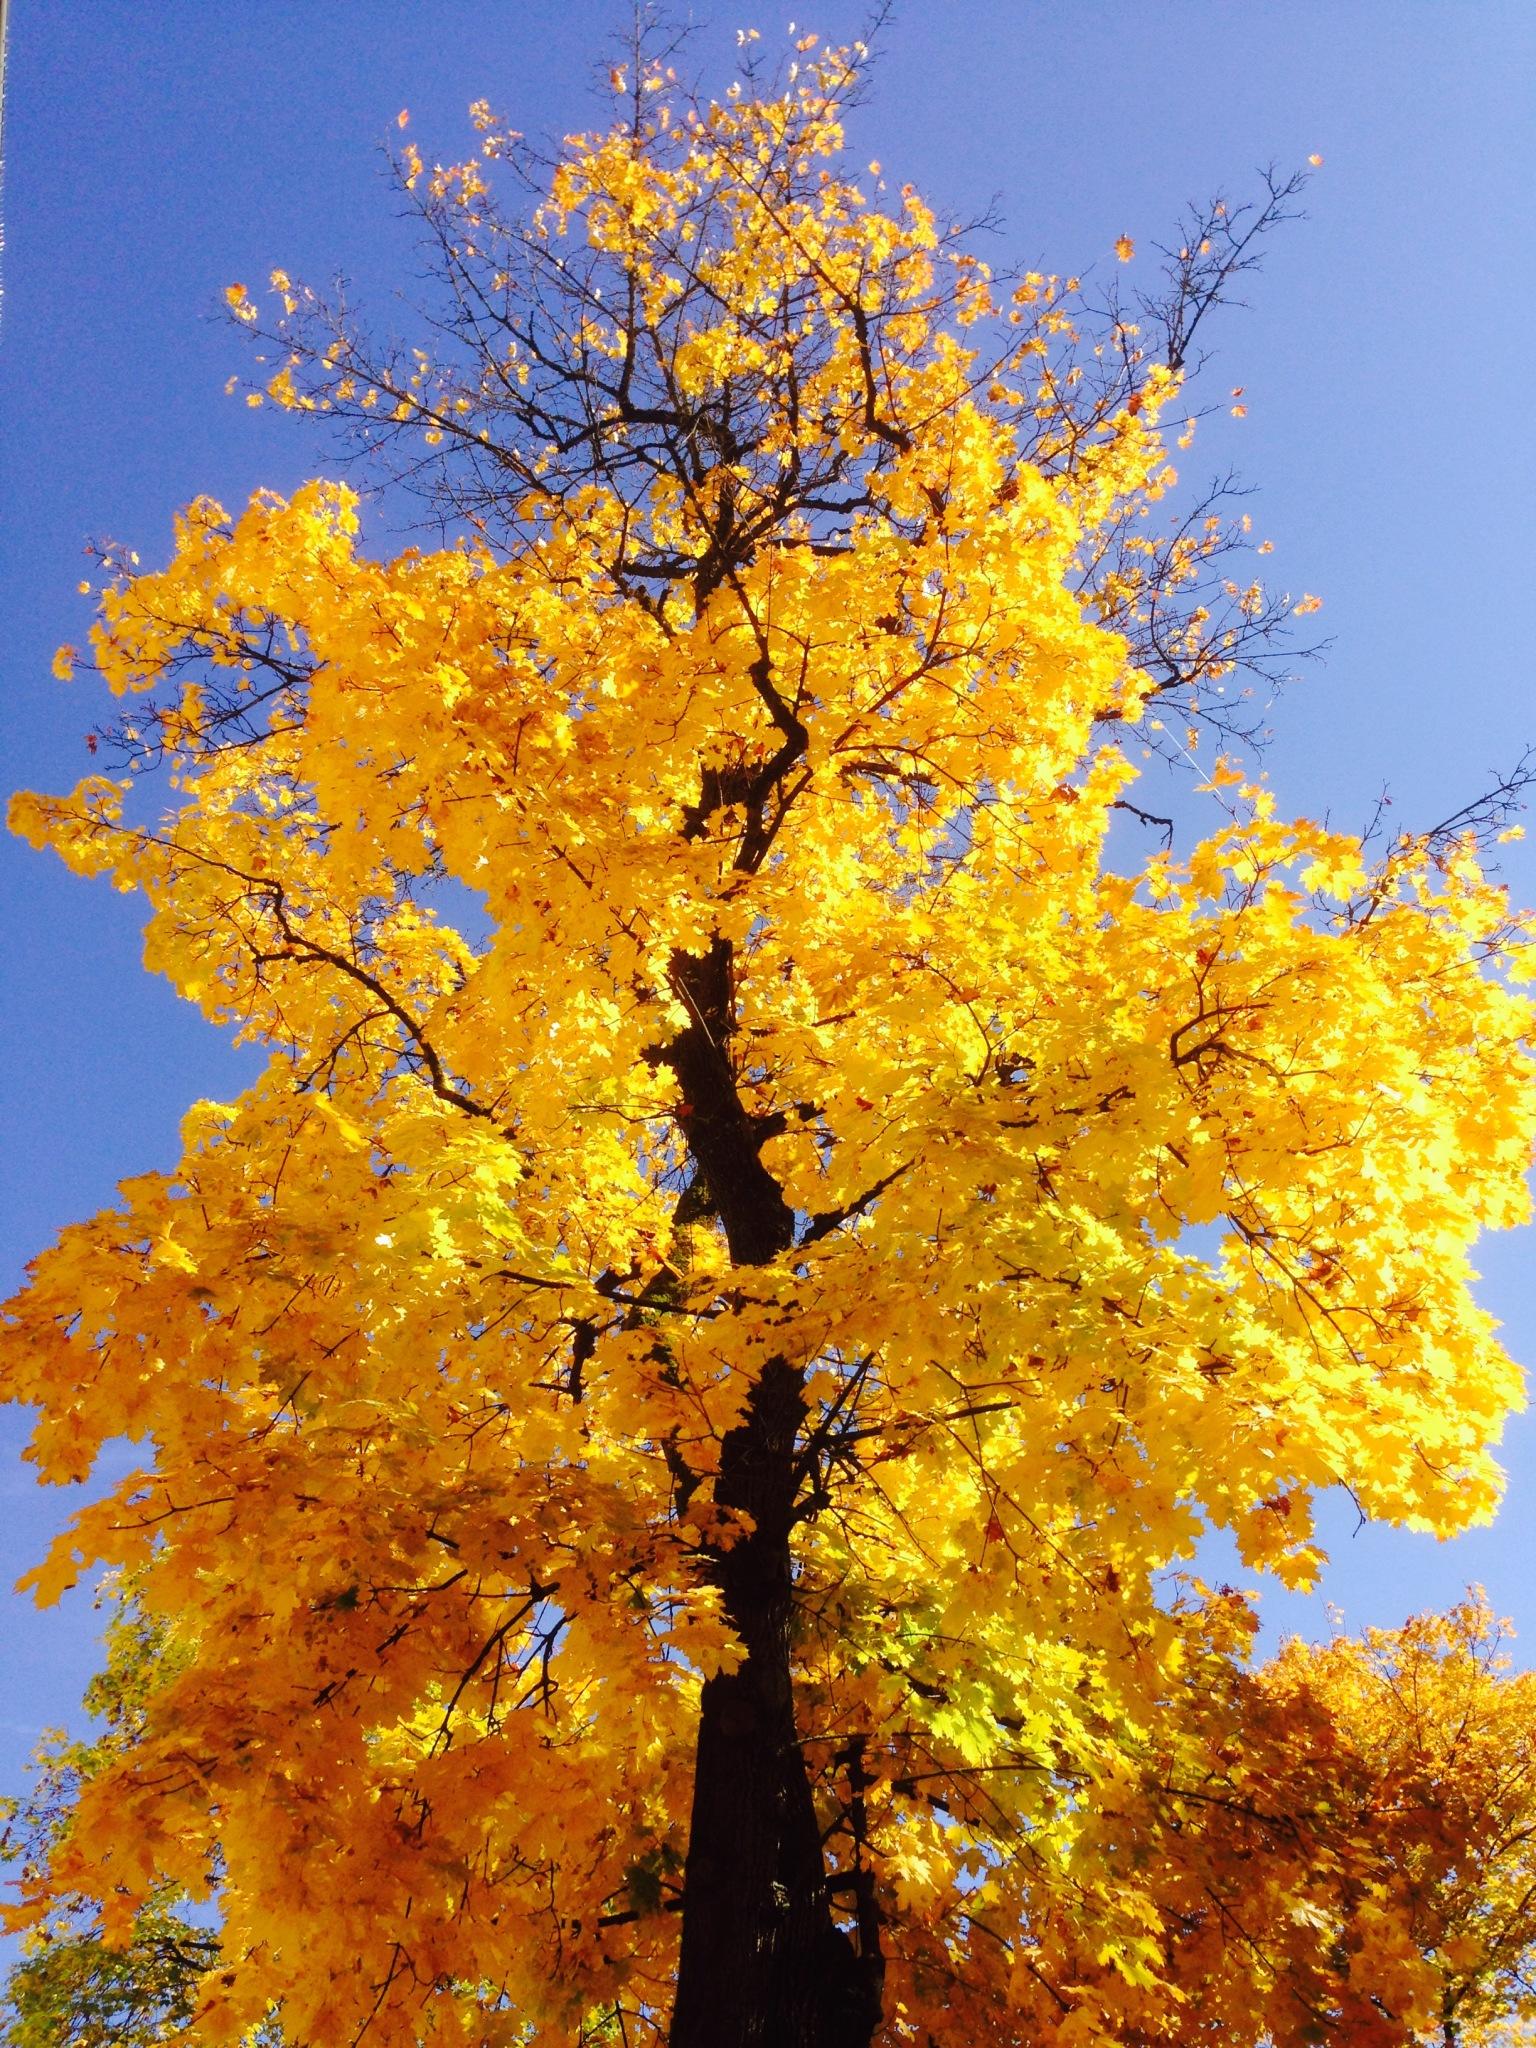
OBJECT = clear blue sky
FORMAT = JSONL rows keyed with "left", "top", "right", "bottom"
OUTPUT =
{"left": 2, "top": 0, "right": 1533, "bottom": 1828}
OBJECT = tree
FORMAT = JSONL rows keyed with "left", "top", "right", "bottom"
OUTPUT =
{"left": 997, "top": 1594, "right": 1536, "bottom": 2046}
{"left": 5, "top": 32, "right": 1535, "bottom": 2048}
{"left": 1, "top": 1593, "right": 222, "bottom": 2048}
{"left": 1241, "top": 1599, "right": 1536, "bottom": 2047}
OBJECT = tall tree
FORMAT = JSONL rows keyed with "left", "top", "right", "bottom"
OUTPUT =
{"left": 6, "top": 34, "right": 1534, "bottom": 2048}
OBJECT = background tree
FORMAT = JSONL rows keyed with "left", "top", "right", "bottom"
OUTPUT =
{"left": 5, "top": 32, "right": 1535, "bottom": 2048}
{"left": 1006, "top": 1594, "right": 1536, "bottom": 2045}
{"left": 1, "top": 1593, "right": 221, "bottom": 2048}
{"left": 1254, "top": 1600, "right": 1536, "bottom": 2047}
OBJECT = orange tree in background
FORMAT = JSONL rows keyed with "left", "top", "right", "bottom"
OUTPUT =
{"left": 1019, "top": 1595, "right": 1536, "bottom": 2047}
{"left": 6, "top": 35, "right": 1536, "bottom": 2048}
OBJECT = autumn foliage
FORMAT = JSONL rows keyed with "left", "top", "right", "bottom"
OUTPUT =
{"left": 6, "top": 33, "right": 1536, "bottom": 2048}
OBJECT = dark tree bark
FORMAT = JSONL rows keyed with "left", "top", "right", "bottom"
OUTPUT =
{"left": 662, "top": 940, "right": 883, "bottom": 2048}
{"left": 670, "top": 1360, "right": 880, "bottom": 2048}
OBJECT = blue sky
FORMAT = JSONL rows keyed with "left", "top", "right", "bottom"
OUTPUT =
{"left": 3, "top": 0, "right": 1533, "bottom": 1827}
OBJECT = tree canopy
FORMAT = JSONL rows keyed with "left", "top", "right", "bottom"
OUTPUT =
{"left": 5, "top": 32, "right": 1536, "bottom": 2048}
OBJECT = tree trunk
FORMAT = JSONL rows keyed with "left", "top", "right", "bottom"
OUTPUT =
{"left": 663, "top": 939, "right": 884, "bottom": 2047}
{"left": 669, "top": 1359, "right": 882, "bottom": 2048}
